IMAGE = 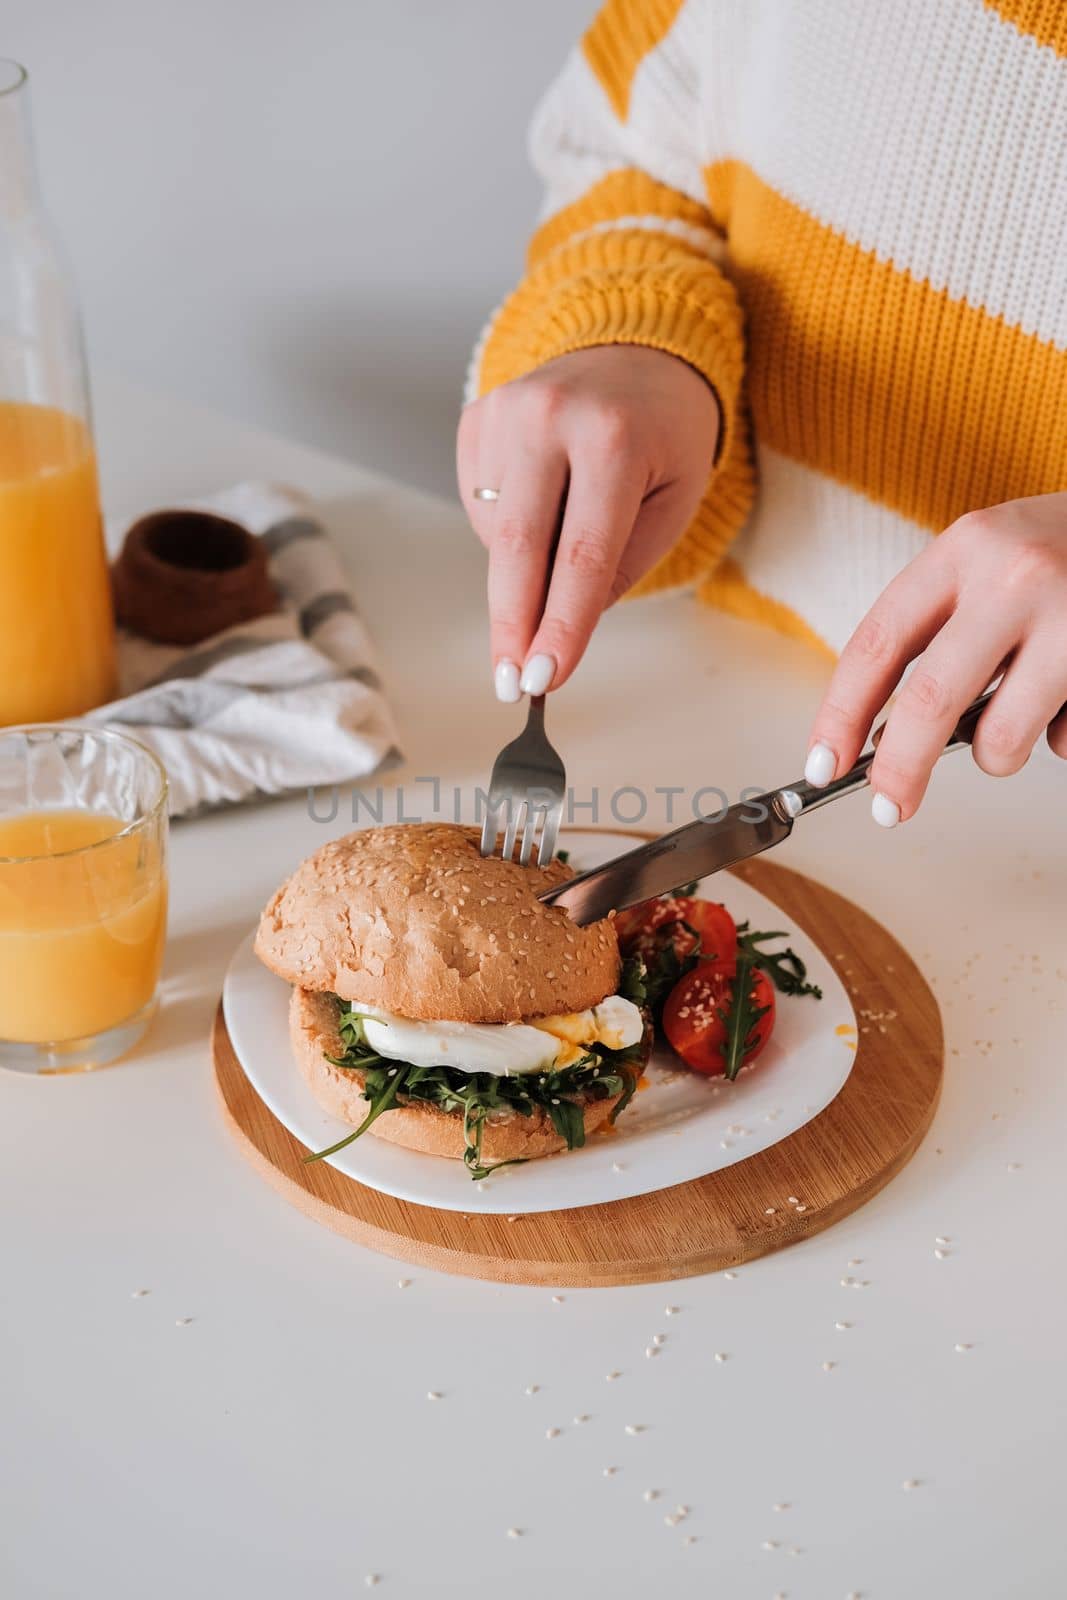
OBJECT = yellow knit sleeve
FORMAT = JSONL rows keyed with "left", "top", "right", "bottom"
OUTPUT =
{"left": 473, "top": 168, "right": 754, "bottom": 595}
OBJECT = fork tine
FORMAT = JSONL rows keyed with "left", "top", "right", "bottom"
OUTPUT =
{"left": 479, "top": 805, "right": 499, "bottom": 858}
{"left": 501, "top": 798, "right": 521, "bottom": 863}
{"left": 518, "top": 802, "right": 541, "bottom": 867}
{"left": 537, "top": 801, "right": 563, "bottom": 867}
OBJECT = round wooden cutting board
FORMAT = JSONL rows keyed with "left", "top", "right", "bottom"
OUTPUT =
{"left": 213, "top": 857, "right": 942, "bottom": 1286}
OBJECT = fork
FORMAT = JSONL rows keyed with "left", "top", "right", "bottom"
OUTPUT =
{"left": 479, "top": 695, "right": 567, "bottom": 867}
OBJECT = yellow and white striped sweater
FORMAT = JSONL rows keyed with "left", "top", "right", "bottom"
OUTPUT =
{"left": 467, "top": 0, "right": 1066, "bottom": 656}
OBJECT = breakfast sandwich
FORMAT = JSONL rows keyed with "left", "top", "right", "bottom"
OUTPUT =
{"left": 254, "top": 823, "right": 651, "bottom": 1177}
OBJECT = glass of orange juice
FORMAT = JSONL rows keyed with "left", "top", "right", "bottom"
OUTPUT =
{"left": 0, "top": 727, "right": 168, "bottom": 1073}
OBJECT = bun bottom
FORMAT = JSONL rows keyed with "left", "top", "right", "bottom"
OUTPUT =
{"left": 288, "top": 987, "right": 650, "bottom": 1163}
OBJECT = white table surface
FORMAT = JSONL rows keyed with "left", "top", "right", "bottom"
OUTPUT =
{"left": 3, "top": 373, "right": 1064, "bottom": 1600}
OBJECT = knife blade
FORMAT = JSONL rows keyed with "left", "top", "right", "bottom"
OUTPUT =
{"left": 538, "top": 790, "right": 796, "bottom": 925}
{"left": 539, "top": 688, "right": 998, "bottom": 926}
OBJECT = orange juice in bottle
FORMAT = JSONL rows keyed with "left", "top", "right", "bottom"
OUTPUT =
{"left": 0, "top": 60, "right": 116, "bottom": 723}
{"left": 0, "top": 403, "right": 116, "bottom": 722}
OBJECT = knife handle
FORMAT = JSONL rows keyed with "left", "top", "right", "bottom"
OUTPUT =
{"left": 772, "top": 688, "right": 997, "bottom": 821}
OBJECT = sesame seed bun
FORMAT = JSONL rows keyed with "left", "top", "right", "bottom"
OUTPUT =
{"left": 255, "top": 822, "right": 621, "bottom": 1023}
{"left": 289, "top": 986, "right": 651, "bottom": 1162}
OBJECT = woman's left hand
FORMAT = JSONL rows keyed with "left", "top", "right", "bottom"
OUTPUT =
{"left": 804, "top": 491, "right": 1067, "bottom": 825}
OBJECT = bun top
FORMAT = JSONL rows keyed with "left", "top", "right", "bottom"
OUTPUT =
{"left": 254, "top": 822, "right": 620, "bottom": 1023}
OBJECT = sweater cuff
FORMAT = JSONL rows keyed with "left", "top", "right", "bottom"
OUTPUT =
{"left": 474, "top": 250, "right": 753, "bottom": 587}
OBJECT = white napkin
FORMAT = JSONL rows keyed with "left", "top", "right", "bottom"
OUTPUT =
{"left": 86, "top": 483, "right": 401, "bottom": 816}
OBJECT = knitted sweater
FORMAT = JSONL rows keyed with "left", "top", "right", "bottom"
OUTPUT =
{"left": 466, "top": 0, "right": 1067, "bottom": 656}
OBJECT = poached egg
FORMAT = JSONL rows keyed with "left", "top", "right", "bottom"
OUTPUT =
{"left": 358, "top": 993, "right": 642, "bottom": 1076}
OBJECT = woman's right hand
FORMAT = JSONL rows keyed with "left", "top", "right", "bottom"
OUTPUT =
{"left": 457, "top": 345, "right": 721, "bottom": 701}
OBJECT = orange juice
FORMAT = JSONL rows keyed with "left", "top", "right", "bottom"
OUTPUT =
{"left": 0, "top": 401, "right": 117, "bottom": 724}
{"left": 0, "top": 808, "right": 166, "bottom": 1043}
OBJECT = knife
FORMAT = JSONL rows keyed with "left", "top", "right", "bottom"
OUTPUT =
{"left": 539, "top": 690, "right": 995, "bottom": 926}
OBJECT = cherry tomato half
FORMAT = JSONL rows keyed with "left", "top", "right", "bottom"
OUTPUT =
{"left": 662, "top": 958, "right": 776, "bottom": 1076}
{"left": 615, "top": 895, "right": 737, "bottom": 970}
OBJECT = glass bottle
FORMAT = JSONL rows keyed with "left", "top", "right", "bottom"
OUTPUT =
{"left": 0, "top": 60, "right": 116, "bottom": 724}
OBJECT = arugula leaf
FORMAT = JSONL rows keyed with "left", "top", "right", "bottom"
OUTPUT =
{"left": 303, "top": 1066, "right": 403, "bottom": 1163}
{"left": 547, "top": 1097, "right": 587, "bottom": 1150}
{"left": 608, "top": 1063, "right": 642, "bottom": 1123}
{"left": 325, "top": 1049, "right": 386, "bottom": 1070}
{"left": 461, "top": 1101, "right": 528, "bottom": 1181}
{"left": 718, "top": 950, "right": 771, "bottom": 1082}
{"left": 619, "top": 954, "right": 648, "bottom": 1007}
{"left": 555, "top": 848, "right": 570, "bottom": 865}
{"left": 641, "top": 920, "right": 702, "bottom": 1011}
{"left": 735, "top": 921, "right": 823, "bottom": 1000}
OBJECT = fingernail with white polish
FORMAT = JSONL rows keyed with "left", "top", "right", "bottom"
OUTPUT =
{"left": 494, "top": 659, "right": 520, "bottom": 703}
{"left": 520, "top": 653, "right": 556, "bottom": 695}
{"left": 804, "top": 741, "right": 837, "bottom": 788}
{"left": 871, "top": 792, "right": 901, "bottom": 828}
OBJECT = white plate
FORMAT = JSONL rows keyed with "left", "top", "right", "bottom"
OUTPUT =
{"left": 222, "top": 830, "right": 857, "bottom": 1214}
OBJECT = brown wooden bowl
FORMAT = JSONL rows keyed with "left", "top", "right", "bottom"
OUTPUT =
{"left": 112, "top": 509, "right": 278, "bottom": 646}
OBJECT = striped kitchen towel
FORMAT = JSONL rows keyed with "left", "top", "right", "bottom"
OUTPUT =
{"left": 87, "top": 482, "right": 401, "bottom": 817}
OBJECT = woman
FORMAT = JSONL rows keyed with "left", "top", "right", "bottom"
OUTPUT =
{"left": 457, "top": 0, "right": 1066, "bottom": 825}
